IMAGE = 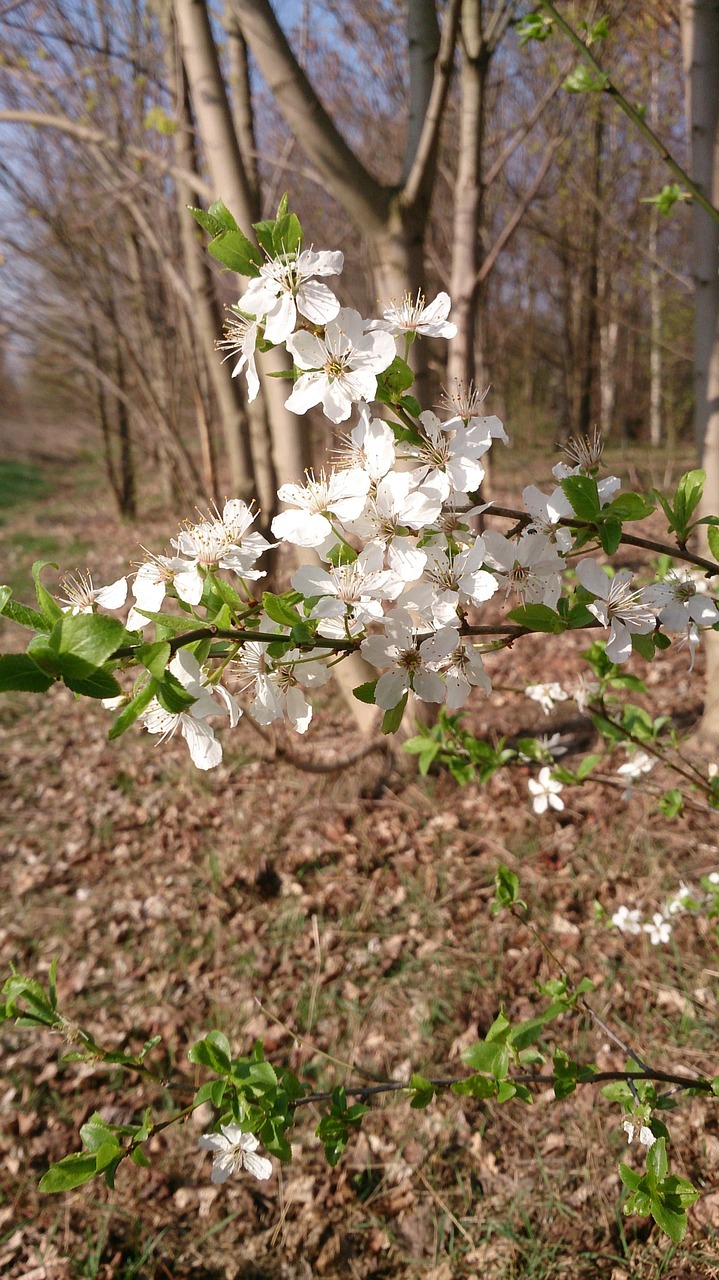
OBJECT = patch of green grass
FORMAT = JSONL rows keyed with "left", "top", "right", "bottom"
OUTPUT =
{"left": 0, "top": 459, "right": 46, "bottom": 511}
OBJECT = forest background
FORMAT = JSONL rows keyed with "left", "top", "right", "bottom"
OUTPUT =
{"left": 2, "top": 2, "right": 719, "bottom": 1278}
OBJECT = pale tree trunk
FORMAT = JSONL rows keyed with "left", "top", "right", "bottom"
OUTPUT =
{"left": 223, "top": 6, "right": 260, "bottom": 216}
{"left": 174, "top": 0, "right": 381, "bottom": 732}
{"left": 172, "top": 0, "right": 298, "bottom": 505}
{"left": 598, "top": 264, "right": 618, "bottom": 438}
{"left": 649, "top": 62, "right": 662, "bottom": 448}
{"left": 578, "top": 105, "right": 602, "bottom": 434}
{"left": 170, "top": 49, "right": 257, "bottom": 502}
{"left": 229, "top": 0, "right": 461, "bottom": 405}
{"left": 446, "top": 0, "right": 489, "bottom": 397}
{"left": 681, "top": 0, "right": 719, "bottom": 743}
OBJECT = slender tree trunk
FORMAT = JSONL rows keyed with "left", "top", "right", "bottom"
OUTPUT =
{"left": 598, "top": 265, "right": 618, "bottom": 439}
{"left": 447, "top": 2, "right": 489, "bottom": 398}
{"left": 172, "top": 0, "right": 305, "bottom": 491}
{"left": 578, "top": 105, "right": 602, "bottom": 434}
{"left": 681, "top": 0, "right": 719, "bottom": 743}
{"left": 649, "top": 63, "right": 662, "bottom": 448}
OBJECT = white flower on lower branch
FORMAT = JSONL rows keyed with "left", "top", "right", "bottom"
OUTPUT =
{"left": 527, "top": 766, "right": 564, "bottom": 815}
{"left": 141, "top": 650, "right": 240, "bottom": 770}
{"left": 199, "top": 1124, "right": 273, "bottom": 1183}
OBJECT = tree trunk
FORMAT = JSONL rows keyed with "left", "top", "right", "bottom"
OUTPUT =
{"left": 649, "top": 62, "right": 662, "bottom": 448}
{"left": 681, "top": 0, "right": 719, "bottom": 743}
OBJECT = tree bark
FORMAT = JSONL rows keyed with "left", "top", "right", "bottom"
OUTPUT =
{"left": 681, "top": 0, "right": 719, "bottom": 743}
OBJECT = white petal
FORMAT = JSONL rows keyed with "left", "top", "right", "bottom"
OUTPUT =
{"left": 297, "top": 278, "right": 341, "bottom": 325}
{"left": 95, "top": 577, "right": 128, "bottom": 609}
{"left": 264, "top": 292, "right": 297, "bottom": 345}
{"left": 242, "top": 1151, "right": 273, "bottom": 1180}
{"left": 181, "top": 716, "right": 222, "bottom": 769}
{"left": 375, "top": 670, "right": 408, "bottom": 710}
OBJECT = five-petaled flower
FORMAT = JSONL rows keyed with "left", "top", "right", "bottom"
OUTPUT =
{"left": 285, "top": 307, "right": 396, "bottom": 424}
{"left": 199, "top": 1124, "right": 273, "bottom": 1183}
{"left": 527, "top": 766, "right": 564, "bottom": 815}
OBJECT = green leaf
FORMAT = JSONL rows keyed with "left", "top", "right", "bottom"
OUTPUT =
{"left": 560, "top": 475, "right": 601, "bottom": 520}
{"left": 262, "top": 592, "right": 302, "bottom": 629}
{"left": 32, "top": 560, "right": 62, "bottom": 623}
{"left": 641, "top": 183, "right": 691, "bottom": 216}
{"left": 563, "top": 63, "right": 609, "bottom": 93}
{"left": 207, "top": 199, "right": 240, "bottom": 231}
{"left": 0, "top": 595, "right": 50, "bottom": 632}
{"left": 325, "top": 542, "right": 357, "bottom": 567}
{"left": 650, "top": 1193, "right": 687, "bottom": 1243}
{"left": 375, "top": 356, "right": 414, "bottom": 405}
{"left": 0, "top": 653, "right": 54, "bottom": 692}
{"left": 51, "top": 614, "right": 127, "bottom": 666}
{"left": 493, "top": 864, "right": 521, "bottom": 912}
{"left": 136, "top": 641, "right": 171, "bottom": 680}
{"left": 61, "top": 662, "right": 122, "bottom": 700}
{"left": 631, "top": 632, "right": 657, "bottom": 662}
{"left": 606, "top": 492, "right": 655, "bottom": 521}
{"left": 252, "top": 217, "right": 276, "bottom": 255}
{"left": 208, "top": 228, "right": 263, "bottom": 276}
{"left": 647, "top": 1136, "right": 669, "bottom": 1183}
{"left": 353, "top": 679, "right": 378, "bottom": 705}
{"left": 506, "top": 604, "right": 566, "bottom": 634}
{"left": 618, "top": 1163, "right": 642, "bottom": 1192}
{"left": 452, "top": 1073, "right": 498, "bottom": 1099}
{"left": 156, "top": 671, "right": 196, "bottom": 714}
{"left": 674, "top": 469, "right": 705, "bottom": 537}
{"left": 517, "top": 11, "right": 553, "bottom": 43}
{"left": 273, "top": 212, "right": 303, "bottom": 254}
{"left": 80, "top": 1114, "right": 117, "bottom": 1153}
{"left": 188, "top": 1030, "right": 232, "bottom": 1074}
{"left": 315, "top": 1114, "right": 350, "bottom": 1166}
{"left": 39, "top": 1153, "right": 99, "bottom": 1193}
{"left": 407, "top": 1073, "right": 436, "bottom": 1109}
{"left": 658, "top": 789, "right": 683, "bottom": 819}
{"left": 707, "top": 524, "right": 719, "bottom": 563}
{"left": 381, "top": 692, "right": 407, "bottom": 735}
{"left": 598, "top": 517, "right": 622, "bottom": 555}
{"left": 108, "top": 679, "right": 157, "bottom": 739}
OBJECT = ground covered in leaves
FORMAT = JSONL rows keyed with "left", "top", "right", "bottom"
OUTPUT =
{"left": 2, "top": 421, "right": 719, "bottom": 1279}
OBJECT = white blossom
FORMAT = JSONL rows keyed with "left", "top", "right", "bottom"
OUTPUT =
{"left": 522, "top": 484, "right": 574, "bottom": 552}
{"left": 527, "top": 766, "right": 564, "bottom": 814}
{"left": 368, "top": 290, "right": 457, "bottom": 339}
{"left": 409, "top": 411, "right": 487, "bottom": 498}
{"left": 611, "top": 905, "right": 642, "bottom": 936}
{"left": 241, "top": 247, "right": 344, "bottom": 344}
{"left": 334, "top": 406, "right": 396, "bottom": 482}
{"left": 525, "top": 682, "right": 568, "bottom": 716}
{"left": 575, "top": 559, "right": 656, "bottom": 664}
{"left": 58, "top": 570, "right": 127, "bottom": 615}
{"left": 234, "top": 640, "right": 330, "bottom": 733}
{"left": 285, "top": 308, "right": 396, "bottom": 424}
{"left": 271, "top": 468, "right": 370, "bottom": 548}
{"left": 643, "top": 912, "right": 672, "bottom": 946}
{"left": 442, "top": 641, "right": 492, "bottom": 709}
{"left": 483, "top": 531, "right": 565, "bottom": 609}
{"left": 141, "top": 650, "right": 240, "bottom": 770}
{"left": 361, "top": 611, "right": 457, "bottom": 709}
{"left": 616, "top": 751, "right": 656, "bottom": 781}
{"left": 346, "top": 471, "right": 444, "bottom": 582}
{"left": 128, "top": 552, "right": 204, "bottom": 628}
{"left": 217, "top": 309, "right": 260, "bottom": 401}
{"left": 401, "top": 539, "right": 499, "bottom": 628}
{"left": 199, "top": 1124, "right": 272, "bottom": 1183}
{"left": 645, "top": 569, "right": 719, "bottom": 631}
{"left": 172, "top": 501, "right": 273, "bottom": 580}
{"left": 623, "top": 1118, "right": 656, "bottom": 1149}
{"left": 291, "top": 544, "right": 400, "bottom": 632}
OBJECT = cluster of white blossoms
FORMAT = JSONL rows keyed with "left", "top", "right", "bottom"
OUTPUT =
{"left": 64, "top": 242, "right": 719, "bottom": 772}
{"left": 610, "top": 874, "right": 719, "bottom": 945}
